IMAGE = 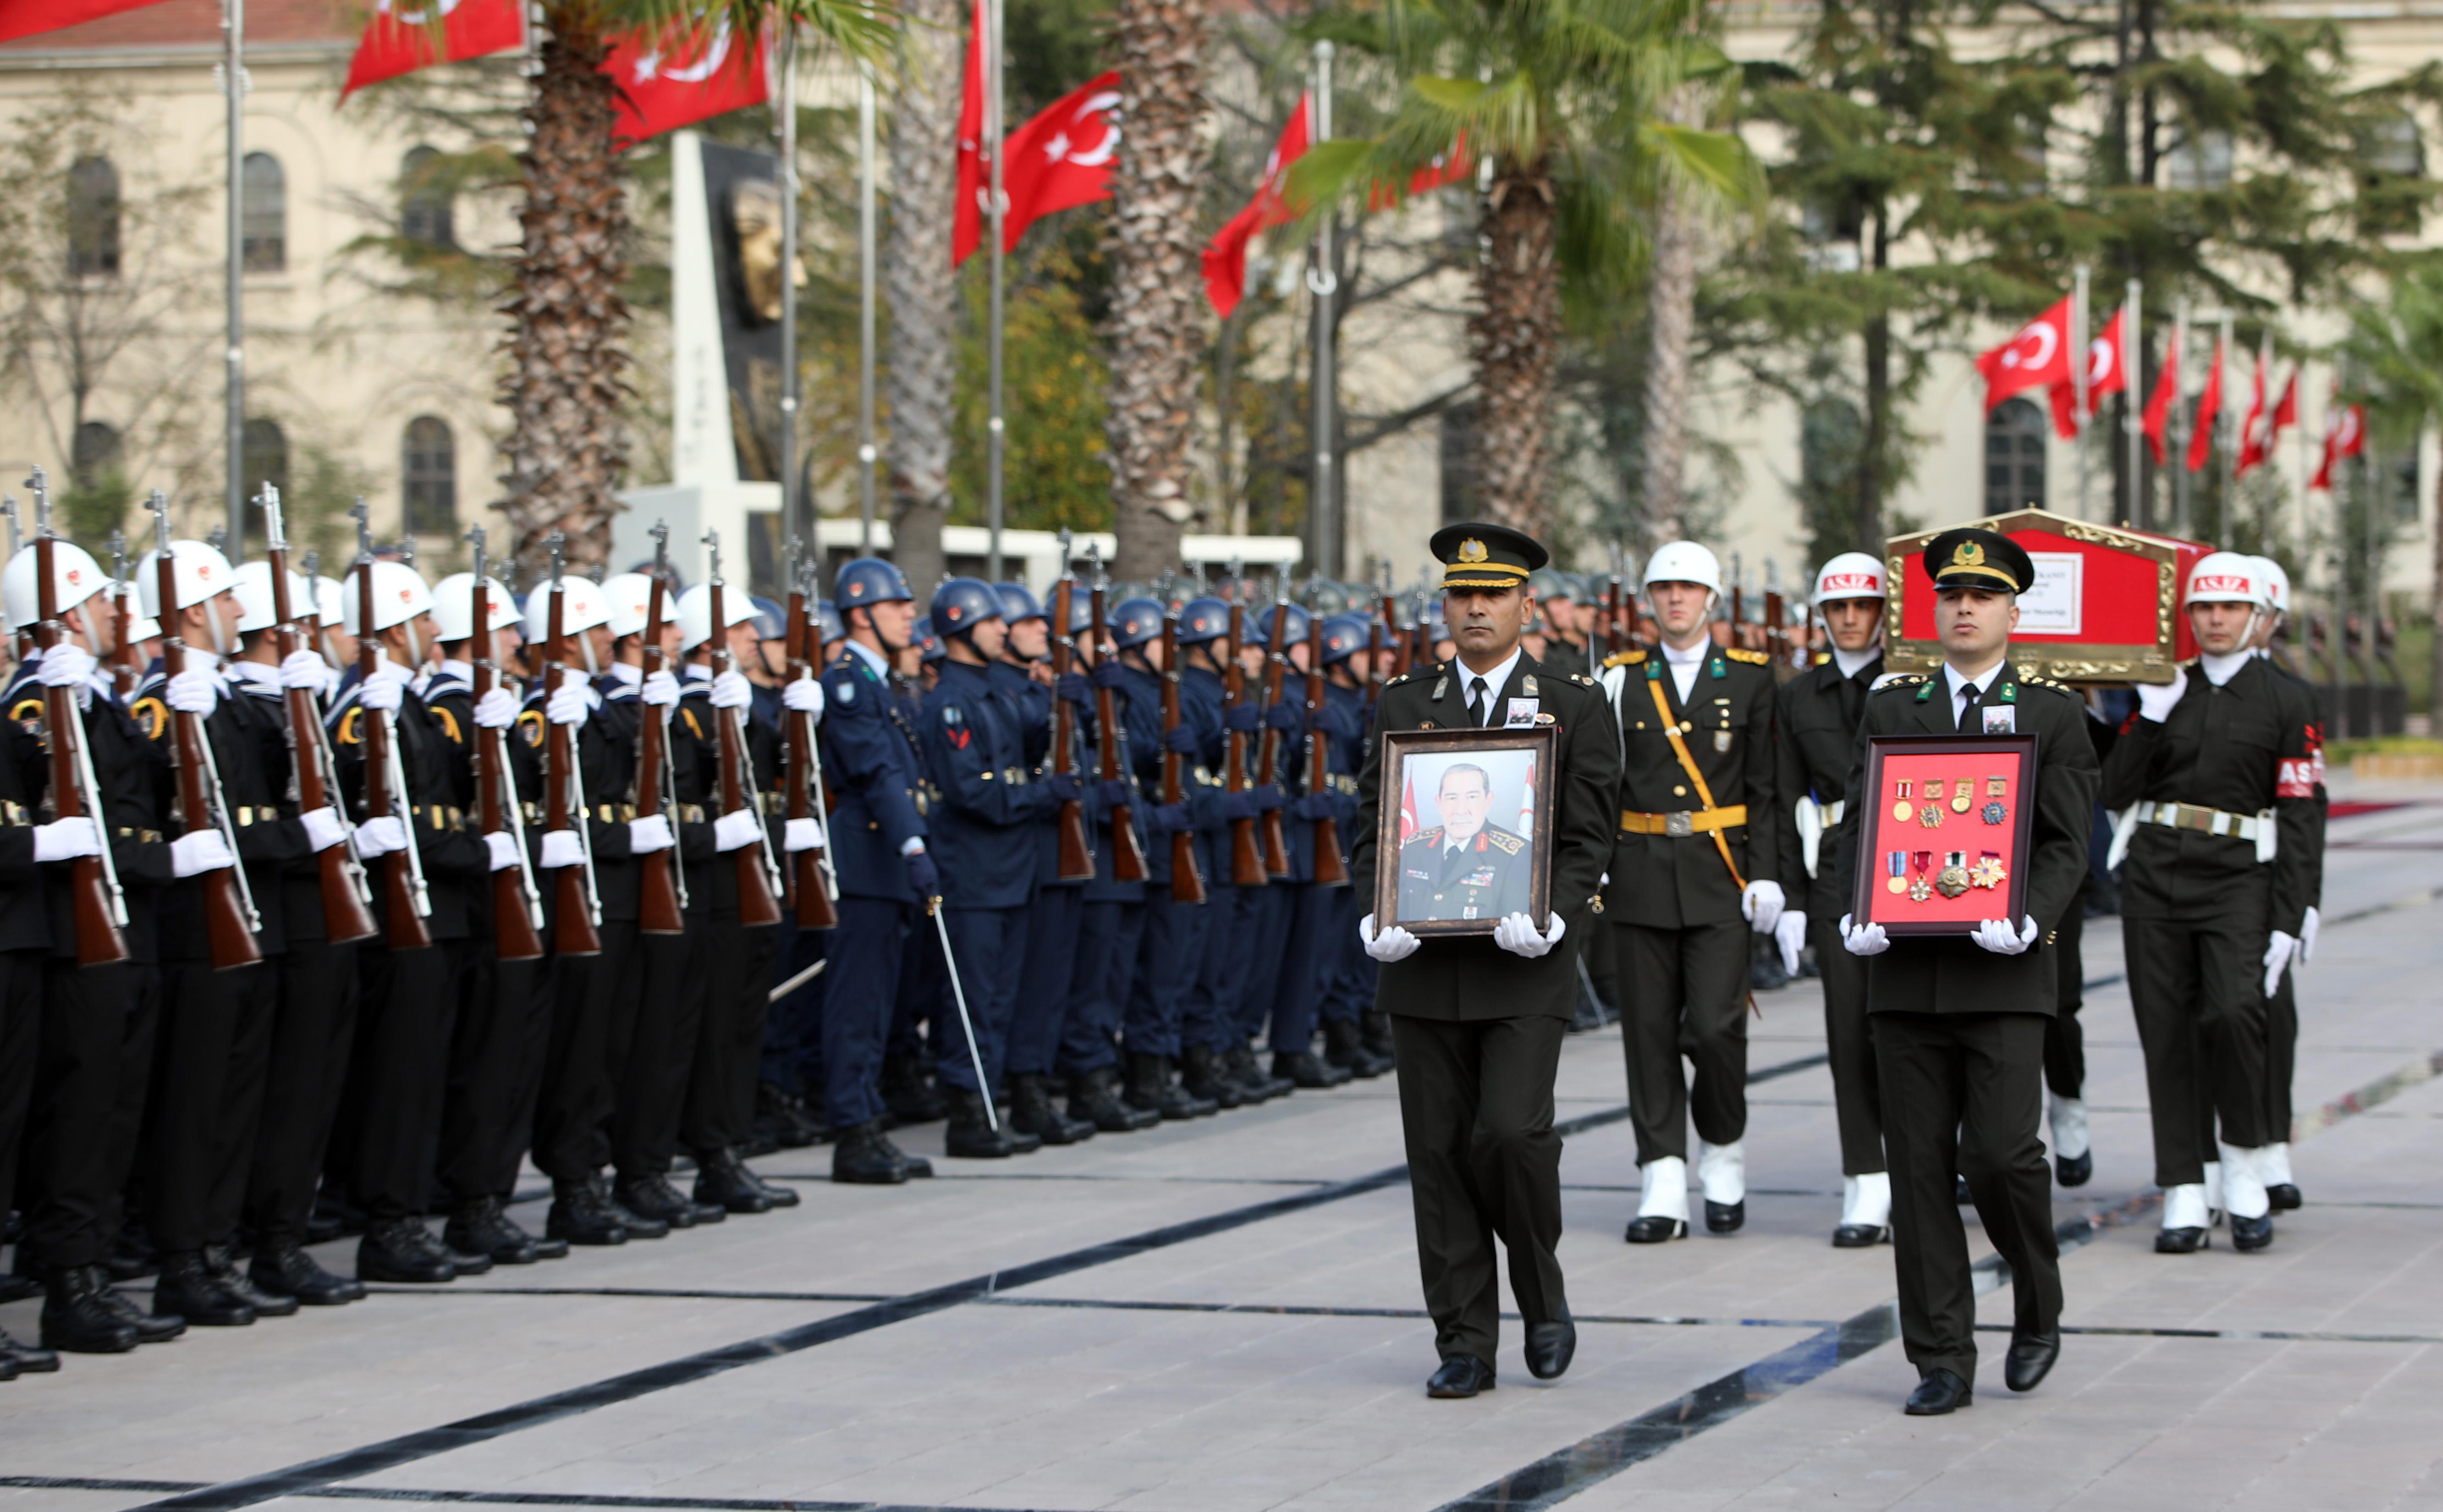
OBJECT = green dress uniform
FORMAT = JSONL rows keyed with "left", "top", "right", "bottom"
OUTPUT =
{"left": 1349, "top": 525, "right": 1619, "bottom": 1384}
{"left": 1395, "top": 823, "right": 1532, "bottom": 924}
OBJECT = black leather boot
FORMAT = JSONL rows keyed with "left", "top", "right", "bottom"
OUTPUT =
{"left": 755, "top": 1080, "right": 825, "bottom": 1149}
{"left": 1127, "top": 1051, "right": 1215, "bottom": 1120}
{"left": 358, "top": 1217, "right": 459, "bottom": 1283}
{"left": 154, "top": 1250, "right": 255, "bottom": 1326}
{"left": 1178, "top": 1045, "right": 1246, "bottom": 1109}
{"left": 39, "top": 1266, "right": 139, "bottom": 1353}
{"left": 1274, "top": 1050, "right": 1354, "bottom": 1089}
{"left": 546, "top": 1179, "right": 630, "bottom": 1245}
{"left": 601, "top": 1176, "right": 672, "bottom": 1238}
{"left": 945, "top": 1087, "right": 1036, "bottom": 1158}
{"left": 445, "top": 1195, "right": 547, "bottom": 1264}
{"left": 1361, "top": 1007, "right": 1396, "bottom": 1061}
{"left": 616, "top": 1171, "right": 725, "bottom": 1228}
{"left": 831, "top": 1119, "right": 911, "bottom": 1184}
{"left": 203, "top": 1243, "right": 297, "bottom": 1317}
{"left": 249, "top": 1232, "right": 366, "bottom": 1305}
{"left": 880, "top": 1054, "right": 947, "bottom": 1125}
{"left": 738, "top": 1158, "right": 803, "bottom": 1208}
{"left": 1067, "top": 1066, "right": 1160, "bottom": 1132}
{"left": 0, "top": 1324, "right": 60, "bottom": 1374}
{"left": 1324, "top": 1019, "right": 1394, "bottom": 1079}
{"left": 1225, "top": 1043, "right": 1293, "bottom": 1102}
{"left": 693, "top": 1147, "right": 776, "bottom": 1214}
{"left": 1010, "top": 1072, "right": 1095, "bottom": 1144}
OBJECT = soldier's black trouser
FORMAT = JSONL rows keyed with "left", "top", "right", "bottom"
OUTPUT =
{"left": 143, "top": 959, "right": 273, "bottom": 1252}
{"left": 2044, "top": 897, "right": 2086, "bottom": 1100}
{"left": 682, "top": 916, "right": 778, "bottom": 1155}
{"left": 1392, "top": 1012, "right": 1568, "bottom": 1369}
{"left": 1875, "top": 1010, "right": 2059, "bottom": 1384}
{"left": 24, "top": 958, "right": 152, "bottom": 1269}
{"left": 531, "top": 922, "right": 640, "bottom": 1183}
{"left": 612, "top": 928, "right": 704, "bottom": 1178}
{"left": 1613, "top": 918, "right": 1749, "bottom": 1166}
{"left": 2124, "top": 913, "right": 2273, "bottom": 1185}
{"left": 1807, "top": 911, "right": 1882, "bottom": 1176}
{"left": 245, "top": 938, "right": 359, "bottom": 1239}
{"left": 0, "top": 950, "right": 43, "bottom": 1256}
{"left": 440, "top": 948, "right": 552, "bottom": 1198}
{"left": 343, "top": 940, "right": 458, "bottom": 1222}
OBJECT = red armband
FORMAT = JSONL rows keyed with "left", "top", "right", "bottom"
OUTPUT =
{"left": 2276, "top": 758, "right": 2316, "bottom": 799}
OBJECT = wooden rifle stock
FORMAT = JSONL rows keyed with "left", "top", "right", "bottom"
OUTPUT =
{"left": 357, "top": 558, "right": 433, "bottom": 951}
{"left": 1254, "top": 602, "right": 1290, "bottom": 877}
{"left": 463, "top": 560, "right": 543, "bottom": 962}
{"left": 1088, "top": 582, "right": 1146, "bottom": 882}
{"left": 1158, "top": 610, "right": 1205, "bottom": 905}
{"left": 1379, "top": 594, "right": 1408, "bottom": 679}
{"left": 154, "top": 547, "right": 262, "bottom": 971}
{"left": 1304, "top": 609, "right": 1348, "bottom": 887}
{"left": 1220, "top": 602, "right": 1265, "bottom": 887}
{"left": 264, "top": 540, "right": 376, "bottom": 944}
{"left": 634, "top": 562, "right": 687, "bottom": 936}
{"left": 541, "top": 573, "right": 604, "bottom": 955}
{"left": 1047, "top": 575, "right": 1094, "bottom": 881}
{"left": 781, "top": 578, "right": 837, "bottom": 929}
{"left": 706, "top": 575, "right": 783, "bottom": 927}
{"left": 33, "top": 534, "right": 128, "bottom": 967}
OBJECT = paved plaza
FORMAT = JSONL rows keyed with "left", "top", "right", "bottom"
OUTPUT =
{"left": 5, "top": 785, "right": 2442, "bottom": 1512}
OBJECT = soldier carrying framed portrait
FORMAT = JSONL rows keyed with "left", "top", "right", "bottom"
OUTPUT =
{"left": 1375, "top": 726, "right": 1558, "bottom": 936}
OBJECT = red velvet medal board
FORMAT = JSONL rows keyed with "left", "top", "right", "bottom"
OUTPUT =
{"left": 1851, "top": 733, "right": 2039, "bottom": 936}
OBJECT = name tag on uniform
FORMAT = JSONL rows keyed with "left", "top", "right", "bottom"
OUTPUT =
{"left": 1506, "top": 698, "right": 1539, "bottom": 727}
{"left": 1982, "top": 706, "right": 2016, "bottom": 734}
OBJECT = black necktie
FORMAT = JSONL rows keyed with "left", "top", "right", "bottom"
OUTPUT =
{"left": 1469, "top": 676, "right": 1491, "bottom": 728}
{"left": 1957, "top": 680, "right": 1981, "bottom": 733}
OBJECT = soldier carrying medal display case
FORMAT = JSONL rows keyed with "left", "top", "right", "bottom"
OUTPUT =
{"left": 1375, "top": 726, "right": 1558, "bottom": 936}
{"left": 1850, "top": 732, "right": 2040, "bottom": 937}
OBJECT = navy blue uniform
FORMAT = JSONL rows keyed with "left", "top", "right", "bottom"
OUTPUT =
{"left": 1177, "top": 663, "right": 1244, "bottom": 1055}
{"left": 1001, "top": 658, "right": 1083, "bottom": 1082}
{"left": 1057, "top": 684, "right": 1148, "bottom": 1078}
{"left": 1116, "top": 661, "right": 1220, "bottom": 1059}
{"left": 1313, "top": 677, "right": 1373, "bottom": 1030}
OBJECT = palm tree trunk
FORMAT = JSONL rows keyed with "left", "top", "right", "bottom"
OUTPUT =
{"left": 1641, "top": 80, "right": 1709, "bottom": 545}
{"left": 1105, "top": 0, "right": 1208, "bottom": 580}
{"left": 1467, "top": 160, "right": 1558, "bottom": 535}
{"left": 882, "top": 0, "right": 961, "bottom": 597}
{"left": 501, "top": 11, "right": 627, "bottom": 577}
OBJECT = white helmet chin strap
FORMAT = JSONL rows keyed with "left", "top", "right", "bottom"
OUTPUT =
{"left": 580, "top": 634, "right": 600, "bottom": 677}
{"left": 207, "top": 600, "right": 231, "bottom": 657}
{"left": 404, "top": 620, "right": 425, "bottom": 668}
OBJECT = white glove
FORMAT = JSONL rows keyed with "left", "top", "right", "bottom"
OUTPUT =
{"left": 714, "top": 808, "right": 762, "bottom": 852}
{"left": 358, "top": 674, "right": 402, "bottom": 714}
{"left": 279, "top": 649, "right": 327, "bottom": 691}
{"left": 165, "top": 668, "right": 219, "bottom": 718}
{"left": 546, "top": 682, "right": 590, "bottom": 726}
{"left": 1741, "top": 878, "right": 1785, "bottom": 934}
{"left": 629, "top": 814, "right": 675, "bottom": 854}
{"left": 32, "top": 816, "right": 99, "bottom": 862}
{"left": 784, "top": 816, "right": 824, "bottom": 853}
{"left": 641, "top": 671, "right": 680, "bottom": 708}
{"left": 1359, "top": 912, "right": 1421, "bottom": 963}
{"left": 2298, "top": 906, "right": 2320, "bottom": 963}
{"left": 1971, "top": 915, "right": 2040, "bottom": 955}
{"left": 299, "top": 806, "right": 347, "bottom": 852}
{"left": 353, "top": 814, "right": 407, "bottom": 858}
{"left": 2136, "top": 668, "right": 2188, "bottom": 723}
{"left": 484, "top": 830, "right": 522, "bottom": 873}
{"left": 2263, "top": 929, "right": 2298, "bottom": 997}
{"left": 1839, "top": 913, "right": 1890, "bottom": 957}
{"left": 539, "top": 829, "right": 586, "bottom": 869}
{"left": 1773, "top": 909, "right": 1808, "bottom": 976}
{"left": 170, "top": 828, "right": 236, "bottom": 878}
{"left": 473, "top": 688, "right": 518, "bottom": 730}
{"left": 1492, "top": 911, "right": 1566, "bottom": 959}
{"left": 710, "top": 670, "right": 753, "bottom": 710}
{"left": 37, "top": 643, "right": 95, "bottom": 689}
{"left": 783, "top": 677, "right": 825, "bottom": 719}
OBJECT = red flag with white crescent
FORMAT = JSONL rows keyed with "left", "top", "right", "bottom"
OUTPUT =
{"left": 2186, "top": 336, "right": 2224, "bottom": 474}
{"left": 2235, "top": 358, "right": 2274, "bottom": 477}
{"left": 1976, "top": 296, "right": 2075, "bottom": 435}
{"left": 955, "top": 71, "right": 1122, "bottom": 264}
{"left": 2141, "top": 340, "right": 2181, "bottom": 467}
{"left": 0, "top": 0, "right": 165, "bottom": 46}
{"left": 342, "top": 0, "right": 524, "bottom": 97}
{"left": 1399, "top": 768, "right": 1417, "bottom": 844}
{"left": 1517, "top": 753, "right": 1535, "bottom": 840}
{"left": 1201, "top": 96, "right": 1310, "bottom": 319}
{"left": 2311, "top": 401, "right": 2365, "bottom": 491}
{"left": 952, "top": 0, "right": 989, "bottom": 265}
{"left": 604, "top": 19, "right": 768, "bottom": 149}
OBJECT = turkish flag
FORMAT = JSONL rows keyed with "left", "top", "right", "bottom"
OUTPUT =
{"left": 955, "top": 71, "right": 1122, "bottom": 265}
{"left": 2311, "top": 401, "right": 2366, "bottom": 491}
{"left": 1202, "top": 96, "right": 1311, "bottom": 319}
{"left": 2141, "top": 340, "right": 2180, "bottom": 466}
{"left": 0, "top": 0, "right": 163, "bottom": 45}
{"left": 1370, "top": 134, "right": 1471, "bottom": 210}
{"left": 2233, "top": 358, "right": 2268, "bottom": 476}
{"left": 2272, "top": 368, "right": 2298, "bottom": 432}
{"left": 342, "top": 0, "right": 523, "bottom": 97}
{"left": 2186, "top": 336, "right": 2224, "bottom": 474}
{"left": 1398, "top": 769, "right": 1417, "bottom": 844}
{"left": 605, "top": 19, "right": 768, "bottom": 149}
{"left": 952, "top": 0, "right": 990, "bottom": 265}
{"left": 1977, "top": 297, "right": 2075, "bottom": 436}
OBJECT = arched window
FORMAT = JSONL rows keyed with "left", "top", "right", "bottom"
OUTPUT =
{"left": 242, "top": 417, "right": 289, "bottom": 501}
{"left": 1985, "top": 398, "right": 2047, "bottom": 514}
{"left": 67, "top": 155, "right": 120, "bottom": 277}
{"left": 402, "top": 416, "right": 456, "bottom": 535}
{"left": 2358, "top": 111, "right": 2428, "bottom": 236}
{"left": 401, "top": 147, "right": 456, "bottom": 249}
{"left": 2165, "top": 129, "right": 2233, "bottom": 191}
{"left": 72, "top": 420, "right": 124, "bottom": 488}
{"left": 242, "top": 151, "right": 286, "bottom": 272}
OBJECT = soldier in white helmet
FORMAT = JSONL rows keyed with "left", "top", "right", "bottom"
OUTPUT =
{"left": 1771, "top": 552, "right": 1894, "bottom": 1247}
{"left": 1599, "top": 539, "right": 1786, "bottom": 1243}
{"left": 2242, "top": 555, "right": 2318, "bottom": 1212}
{"left": 2102, "top": 552, "right": 2321, "bottom": 1255}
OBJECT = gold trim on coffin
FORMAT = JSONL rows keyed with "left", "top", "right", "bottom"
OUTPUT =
{"left": 1882, "top": 507, "right": 2183, "bottom": 685}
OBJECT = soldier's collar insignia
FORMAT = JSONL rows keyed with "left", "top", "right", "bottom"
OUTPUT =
{"left": 1456, "top": 538, "right": 1490, "bottom": 564}
{"left": 1710, "top": 655, "right": 1727, "bottom": 679}
{"left": 1521, "top": 673, "right": 1538, "bottom": 697}
{"left": 1645, "top": 660, "right": 1661, "bottom": 681}
{"left": 1915, "top": 680, "right": 1935, "bottom": 702}
{"left": 2000, "top": 682, "right": 2017, "bottom": 703}
{"left": 1431, "top": 675, "right": 1447, "bottom": 700}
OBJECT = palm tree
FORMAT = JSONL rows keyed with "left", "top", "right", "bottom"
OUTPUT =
{"left": 497, "top": 0, "right": 892, "bottom": 575}
{"left": 880, "top": 0, "right": 961, "bottom": 594}
{"left": 1105, "top": 0, "right": 1213, "bottom": 581}
{"left": 1298, "top": 0, "right": 1757, "bottom": 539}
{"left": 2344, "top": 259, "right": 2443, "bottom": 725}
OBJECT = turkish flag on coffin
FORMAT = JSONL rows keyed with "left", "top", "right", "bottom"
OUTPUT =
{"left": 1201, "top": 95, "right": 1311, "bottom": 319}
{"left": 0, "top": 0, "right": 162, "bottom": 46}
{"left": 954, "top": 71, "right": 1123, "bottom": 264}
{"left": 605, "top": 19, "right": 768, "bottom": 149}
{"left": 1976, "top": 296, "right": 2075, "bottom": 437}
{"left": 342, "top": 0, "right": 523, "bottom": 97}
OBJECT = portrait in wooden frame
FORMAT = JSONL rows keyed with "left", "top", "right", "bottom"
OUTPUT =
{"left": 1851, "top": 733, "right": 2039, "bottom": 936}
{"left": 1374, "top": 727, "right": 1558, "bottom": 938}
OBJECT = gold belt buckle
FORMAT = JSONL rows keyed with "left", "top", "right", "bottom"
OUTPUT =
{"left": 1665, "top": 811, "right": 1694, "bottom": 838}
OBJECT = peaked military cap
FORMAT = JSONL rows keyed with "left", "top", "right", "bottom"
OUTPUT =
{"left": 1430, "top": 521, "right": 1548, "bottom": 591}
{"left": 1923, "top": 527, "right": 2034, "bottom": 594}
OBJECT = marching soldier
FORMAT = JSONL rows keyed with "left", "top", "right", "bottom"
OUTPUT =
{"left": 1832, "top": 527, "right": 2096, "bottom": 1414}
{"left": 2243, "top": 555, "right": 2317, "bottom": 1212}
{"left": 1771, "top": 552, "right": 1893, "bottom": 1246}
{"left": 2102, "top": 553, "right": 2320, "bottom": 1254}
{"left": 1353, "top": 522, "right": 1618, "bottom": 1397}
{"left": 1601, "top": 540, "right": 1784, "bottom": 1242}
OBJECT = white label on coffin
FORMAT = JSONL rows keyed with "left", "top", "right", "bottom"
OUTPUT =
{"left": 2016, "top": 552, "right": 2083, "bottom": 636}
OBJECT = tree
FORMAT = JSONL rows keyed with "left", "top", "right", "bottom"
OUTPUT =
{"left": 1296, "top": 0, "right": 1757, "bottom": 539}
{"left": 2344, "top": 258, "right": 2443, "bottom": 722}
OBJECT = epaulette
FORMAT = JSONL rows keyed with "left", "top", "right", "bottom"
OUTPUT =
{"left": 129, "top": 695, "right": 168, "bottom": 742}
{"left": 1727, "top": 647, "right": 1768, "bottom": 665}
{"left": 1568, "top": 672, "right": 1594, "bottom": 686}
{"left": 2023, "top": 675, "right": 2077, "bottom": 696}
{"left": 1603, "top": 649, "right": 1646, "bottom": 667}
{"left": 1813, "top": 651, "right": 1831, "bottom": 666}
{"left": 1404, "top": 826, "right": 1442, "bottom": 846}
{"left": 1488, "top": 830, "right": 1524, "bottom": 855}
{"left": 1870, "top": 673, "right": 1927, "bottom": 694}
{"left": 1385, "top": 672, "right": 1412, "bottom": 687}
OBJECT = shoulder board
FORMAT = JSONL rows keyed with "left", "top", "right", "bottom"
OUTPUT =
{"left": 130, "top": 696, "right": 168, "bottom": 742}
{"left": 1385, "top": 672, "right": 1412, "bottom": 687}
{"left": 2023, "top": 676, "right": 2078, "bottom": 696}
{"left": 1868, "top": 673, "right": 1926, "bottom": 694}
{"left": 1813, "top": 651, "right": 1831, "bottom": 665}
{"left": 1488, "top": 830, "right": 1524, "bottom": 855}
{"left": 1406, "top": 826, "right": 1442, "bottom": 845}
{"left": 8, "top": 695, "right": 44, "bottom": 725}
{"left": 1603, "top": 649, "right": 1646, "bottom": 667}
{"left": 1568, "top": 672, "right": 1594, "bottom": 686}
{"left": 1727, "top": 647, "right": 1768, "bottom": 665}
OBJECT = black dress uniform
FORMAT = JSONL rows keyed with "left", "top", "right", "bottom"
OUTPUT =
{"left": 0, "top": 671, "right": 57, "bottom": 1368}
{"left": 1350, "top": 523, "right": 1619, "bottom": 1391}
{"left": 1831, "top": 529, "right": 2099, "bottom": 1407}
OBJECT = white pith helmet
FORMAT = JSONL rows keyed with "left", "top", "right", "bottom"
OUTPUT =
{"left": 1642, "top": 539, "right": 1724, "bottom": 597}
{"left": 433, "top": 572, "right": 521, "bottom": 642}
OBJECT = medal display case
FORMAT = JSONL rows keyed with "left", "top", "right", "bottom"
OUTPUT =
{"left": 1883, "top": 508, "right": 2210, "bottom": 685}
{"left": 1852, "top": 733, "right": 2039, "bottom": 935}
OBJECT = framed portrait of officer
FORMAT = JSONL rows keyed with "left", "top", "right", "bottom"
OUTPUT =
{"left": 1376, "top": 728, "right": 1558, "bottom": 936}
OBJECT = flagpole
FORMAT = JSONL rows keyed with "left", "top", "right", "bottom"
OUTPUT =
{"left": 2072, "top": 263, "right": 2089, "bottom": 519}
{"left": 2171, "top": 300, "right": 2190, "bottom": 535}
{"left": 777, "top": 26, "right": 802, "bottom": 558}
{"left": 1308, "top": 40, "right": 1337, "bottom": 579}
{"left": 224, "top": 0, "right": 245, "bottom": 552}
{"left": 2218, "top": 311, "right": 2235, "bottom": 549}
{"left": 2124, "top": 277, "right": 2142, "bottom": 528}
{"left": 857, "top": 66, "right": 877, "bottom": 553}
{"left": 985, "top": 0, "right": 1005, "bottom": 583}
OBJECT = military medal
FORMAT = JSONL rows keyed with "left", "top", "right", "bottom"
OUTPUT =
{"left": 1981, "top": 800, "right": 2006, "bottom": 824}
{"left": 1981, "top": 775, "right": 2008, "bottom": 825}
{"left": 1950, "top": 786, "right": 1973, "bottom": 814}
{"left": 1936, "top": 851, "right": 1971, "bottom": 899}
{"left": 1887, "top": 851, "right": 1907, "bottom": 895}
{"left": 1918, "top": 799, "right": 1943, "bottom": 829}
{"left": 1892, "top": 779, "right": 1914, "bottom": 822}
{"left": 1909, "top": 850, "right": 1933, "bottom": 902}
{"left": 1970, "top": 850, "right": 2007, "bottom": 890}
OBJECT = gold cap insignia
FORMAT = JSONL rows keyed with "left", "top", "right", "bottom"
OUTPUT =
{"left": 1457, "top": 539, "right": 1490, "bottom": 564}
{"left": 1951, "top": 541, "right": 1985, "bottom": 569}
